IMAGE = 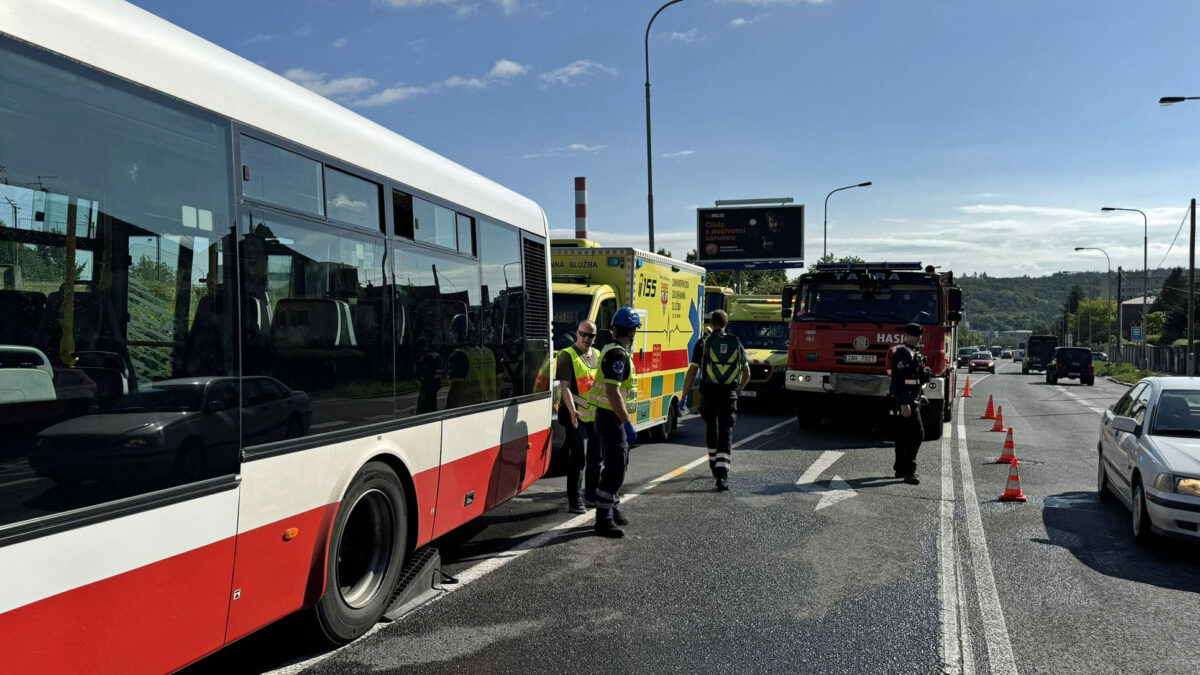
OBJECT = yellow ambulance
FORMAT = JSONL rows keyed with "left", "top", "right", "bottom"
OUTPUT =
{"left": 550, "top": 239, "right": 705, "bottom": 442}
{"left": 724, "top": 295, "right": 789, "bottom": 401}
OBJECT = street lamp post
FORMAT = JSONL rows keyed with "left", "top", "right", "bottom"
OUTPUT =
{"left": 823, "top": 181, "right": 872, "bottom": 259}
{"left": 644, "top": 0, "right": 688, "bottom": 252}
{"left": 1074, "top": 246, "right": 1113, "bottom": 354}
{"left": 1103, "top": 207, "right": 1149, "bottom": 368}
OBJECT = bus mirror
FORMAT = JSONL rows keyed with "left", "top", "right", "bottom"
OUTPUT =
{"left": 948, "top": 310, "right": 963, "bottom": 322}
{"left": 781, "top": 287, "right": 794, "bottom": 319}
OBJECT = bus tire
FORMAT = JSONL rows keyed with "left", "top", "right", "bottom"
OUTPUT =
{"left": 311, "top": 461, "right": 408, "bottom": 645}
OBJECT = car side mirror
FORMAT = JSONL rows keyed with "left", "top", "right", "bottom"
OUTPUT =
{"left": 206, "top": 400, "right": 227, "bottom": 414}
{"left": 781, "top": 287, "right": 794, "bottom": 320}
{"left": 1110, "top": 416, "right": 1138, "bottom": 435}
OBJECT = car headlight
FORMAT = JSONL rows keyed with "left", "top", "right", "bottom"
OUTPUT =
{"left": 1153, "top": 473, "right": 1176, "bottom": 492}
{"left": 1176, "top": 477, "right": 1200, "bottom": 497}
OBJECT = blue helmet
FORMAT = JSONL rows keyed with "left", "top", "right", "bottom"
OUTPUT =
{"left": 612, "top": 307, "right": 641, "bottom": 329}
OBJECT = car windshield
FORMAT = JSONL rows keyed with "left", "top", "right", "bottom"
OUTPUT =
{"left": 799, "top": 283, "right": 939, "bottom": 324}
{"left": 1057, "top": 349, "right": 1091, "bottom": 366}
{"left": 110, "top": 382, "right": 208, "bottom": 412}
{"left": 1152, "top": 390, "right": 1200, "bottom": 436}
{"left": 551, "top": 294, "right": 594, "bottom": 351}
{"left": 959, "top": 348, "right": 975, "bottom": 356}
{"left": 725, "top": 321, "right": 788, "bottom": 351}
{"left": 974, "top": 353, "right": 991, "bottom": 359}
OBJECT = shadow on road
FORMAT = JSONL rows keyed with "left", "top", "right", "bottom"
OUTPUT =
{"left": 1035, "top": 490, "right": 1200, "bottom": 594}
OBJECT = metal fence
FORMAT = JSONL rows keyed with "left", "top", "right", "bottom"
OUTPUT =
{"left": 1114, "top": 343, "right": 1198, "bottom": 375}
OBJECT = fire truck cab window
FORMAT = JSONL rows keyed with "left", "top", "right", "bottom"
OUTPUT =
{"left": 802, "top": 284, "right": 940, "bottom": 324}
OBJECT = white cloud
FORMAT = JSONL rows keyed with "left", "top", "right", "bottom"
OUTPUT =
{"left": 661, "top": 149, "right": 696, "bottom": 158}
{"left": 331, "top": 37, "right": 348, "bottom": 48}
{"left": 284, "top": 68, "right": 377, "bottom": 98}
{"left": 352, "top": 85, "right": 428, "bottom": 107}
{"left": 539, "top": 60, "right": 617, "bottom": 87}
{"left": 293, "top": 23, "right": 314, "bottom": 38}
{"left": 494, "top": 0, "right": 521, "bottom": 14}
{"left": 444, "top": 75, "right": 489, "bottom": 89}
{"left": 717, "top": 0, "right": 828, "bottom": 5}
{"left": 661, "top": 28, "right": 706, "bottom": 43}
{"left": 455, "top": 2, "right": 480, "bottom": 17}
{"left": 729, "top": 13, "right": 769, "bottom": 27}
{"left": 243, "top": 33, "right": 279, "bottom": 45}
{"left": 523, "top": 143, "right": 607, "bottom": 159}
{"left": 488, "top": 59, "right": 529, "bottom": 78}
{"left": 375, "top": 0, "right": 456, "bottom": 7}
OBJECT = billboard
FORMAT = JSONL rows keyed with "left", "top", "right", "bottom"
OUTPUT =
{"left": 696, "top": 204, "right": 804, "bottom": 269}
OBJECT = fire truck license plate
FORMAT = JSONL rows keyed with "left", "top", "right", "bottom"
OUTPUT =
{"left": 844, "top": 354, "right": 877, "bottom": 363}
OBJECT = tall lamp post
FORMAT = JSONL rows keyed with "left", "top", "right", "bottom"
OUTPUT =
{"left": 1102, "top": 207, "right": 1148, "bottom": 368}
{"left": 644, "top": 0, "right": 689, "bottom": 252}
{"left": 1074, "top": 247, "right": 1114, "bottom": 354}
{"left": 823, "top": 181, "right": 872, "bottom": 259}
{"left": 1159, "top": 96, "right": 1199, "bottom": 375}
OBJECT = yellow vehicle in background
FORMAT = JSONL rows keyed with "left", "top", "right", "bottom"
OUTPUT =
{"left": 724, "top": 295, "right": 790, "bottom": 401}
{"left": 704, "top": 286, "right": 735, "bottom": 330}
{"left": 550, "top": 239, "right": 705, "bottom": 442}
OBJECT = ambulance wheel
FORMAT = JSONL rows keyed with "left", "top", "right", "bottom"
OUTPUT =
{"left": 650, "top": 403, "right": 678, "bottom": 442}
{"left": 310, "top": 461, "right": 408, "bottom": 645}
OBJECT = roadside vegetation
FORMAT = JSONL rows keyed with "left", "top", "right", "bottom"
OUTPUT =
{"left": 1094, "top": 361, "right": 1158, "bottom": 384}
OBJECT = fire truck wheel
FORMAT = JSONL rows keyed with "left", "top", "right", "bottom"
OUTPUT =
{"left": 796, "top": 406, "right": 819, "bottom": 431}
{"left": 921, "top": 402, "right": 944, "bottom": 441}
{"left": 311, "top": 461, "right": 409, "bottom": 645}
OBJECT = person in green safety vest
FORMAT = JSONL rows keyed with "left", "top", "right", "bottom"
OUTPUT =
{"left": 587, "top": 307, "right": 641, "bottom": 538}
{"left": 556, "top": 319, "right": 600, "bottom": 514}
{"left": 446, "top": 313, "right": 490, "bottom": 409}
{"left": 679, "top": 308, "right": 749, "bottom": 491}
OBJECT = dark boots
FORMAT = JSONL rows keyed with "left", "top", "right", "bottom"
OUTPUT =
{"left": 595, "top": 508, "right": 625, "bottom": 538}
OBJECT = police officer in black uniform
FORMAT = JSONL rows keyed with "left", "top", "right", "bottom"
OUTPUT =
{"left": 679, "top": 309, "right": 750, "bottom": 491}
{"left": 890, "top": 322, "right": 929, "bottom": 485}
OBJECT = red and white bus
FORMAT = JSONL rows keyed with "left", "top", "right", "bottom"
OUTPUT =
{"left": 0, "top": 1, "right": 553, "bottom": 672}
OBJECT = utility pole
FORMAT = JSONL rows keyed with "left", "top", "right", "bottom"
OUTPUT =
{"left": 1189, "top": 198, "right": 1196, "bottom": 376}
{"left": 1116, "top": 266, "right": 1124, "bottom": 361}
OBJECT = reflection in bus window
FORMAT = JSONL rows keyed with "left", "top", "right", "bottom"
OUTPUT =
{"left": 239, "top": 213, "right": 391, "bottom": 436}
{"left": 0, "top": 40, "right": 236, "bottom": 527}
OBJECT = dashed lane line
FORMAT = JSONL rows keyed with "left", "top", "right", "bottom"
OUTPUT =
{"left": 266, "top": 417, "right": 796, "bottom": 675}
{"left": 938, "top": 421, "right": 965, "bottom": 675}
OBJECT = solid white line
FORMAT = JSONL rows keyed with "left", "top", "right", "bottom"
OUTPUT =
{"left": 1058, "top": 387, "right": 1106, "bottom": 414}
{"left": 267, "top": 417, "right": 796, "bottom": 675}
{"left": 957, "top": 405, "right": 1019, "bottom": 675}
{"left": 938, "top": 422, "right": 961, "bottom": 675}
{"left": 795, "top": 450, "right": 845, "bottom": 486}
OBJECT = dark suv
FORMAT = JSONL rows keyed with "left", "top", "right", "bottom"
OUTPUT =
{"left": 1046, "top": 347, "right": 1094, "bottom": 386}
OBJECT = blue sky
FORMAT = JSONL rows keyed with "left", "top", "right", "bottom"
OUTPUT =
{"left": 129, "top": 0, "right": 1200, "bottom": 278}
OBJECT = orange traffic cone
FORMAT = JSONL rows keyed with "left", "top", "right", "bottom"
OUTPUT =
{"left": 990, "top": 406, "right": 1006, "bottom": 432}
{"left": 1000, "top": 458, "right": 1027, "bottom": 502}
{"left": 962, "top": 377, "right": 973, "bottom": 398}
{"left": 996, "top": 429, "right": 1017, "bottom": 463}
{"left": 981, "top": 395, "right": 995, "bottom": 419}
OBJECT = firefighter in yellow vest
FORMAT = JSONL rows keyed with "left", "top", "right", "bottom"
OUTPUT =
{"left": 680, "top": 309, "right": 749, "bottom": 491}
{"left": 556, "top": 320, "right": 600, "bottom": 513}
{"left": 587, "top": 307, "right": 641, "bottom": 538}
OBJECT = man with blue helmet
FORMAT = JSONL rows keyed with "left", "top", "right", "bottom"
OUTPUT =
{"left": 585, "top": 306, "right": 641, "bottom": 538}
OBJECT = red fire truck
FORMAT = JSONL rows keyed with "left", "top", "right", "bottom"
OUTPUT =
{"left": 780, "top": 263, "right": 963, "bottom": 440}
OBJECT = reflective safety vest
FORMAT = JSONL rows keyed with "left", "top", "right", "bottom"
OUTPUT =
{"left": 588, "top": 342, "right": 638, "bottom": 417}
{"left": 533, "top": 356, "right": 551, "bottom": 392}
{"left": 565, "top": 346, "right": 598, "bottom": 422}
{"left": 701, "top": 332, "right": 746, "bottom": 386}
{"left": 450, "top": 346, "right": 494, "bottom": 406}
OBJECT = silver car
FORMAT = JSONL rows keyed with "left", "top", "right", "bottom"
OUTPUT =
{"left": 1097, "top": 377, "right": 1200, "bottom": 543}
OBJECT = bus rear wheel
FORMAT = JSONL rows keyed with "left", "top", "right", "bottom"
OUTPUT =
{"left": 311, "top": 461, "right": 408, "bottom": 645}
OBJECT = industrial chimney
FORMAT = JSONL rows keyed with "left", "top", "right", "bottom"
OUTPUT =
{"left": 574, "top": 176, "right": 587, "bottom": 239}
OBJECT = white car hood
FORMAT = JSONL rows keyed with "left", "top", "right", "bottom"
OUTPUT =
{"left": 1147, "top": 435, "right": 1200, "bottom": 476}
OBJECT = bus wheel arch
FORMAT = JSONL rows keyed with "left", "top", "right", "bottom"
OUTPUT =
{"left": 309, "top": 460, "right": 409, "bottom": 645}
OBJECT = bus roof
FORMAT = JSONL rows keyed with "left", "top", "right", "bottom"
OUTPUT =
{"left": 2, "top": 0, "right": 546, "bottom": 236}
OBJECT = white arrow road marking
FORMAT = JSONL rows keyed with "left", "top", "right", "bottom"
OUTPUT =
{"left": 795, "top": 450, "right": 858, "bottom": 509}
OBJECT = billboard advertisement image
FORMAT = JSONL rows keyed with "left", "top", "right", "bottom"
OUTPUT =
{"left": 696, "top": 204, "right": 804, "bottom": 268}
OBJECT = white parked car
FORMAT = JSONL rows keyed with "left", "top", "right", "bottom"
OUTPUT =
{"left": 1097, "top": 377, "right": 1200, "bottom": 543}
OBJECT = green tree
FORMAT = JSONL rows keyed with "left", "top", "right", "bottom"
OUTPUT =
{"left": 816, "top": 252, "right": 865, "bottom": 264}
{"left": 685, "top": 250, "right": 790, "bottom": 295}
{"left": 1150, "top": 267, "right": 1187, "bottom": 343}
{"left": 1146, "top": 310, "right": 1167, "bottom": 342}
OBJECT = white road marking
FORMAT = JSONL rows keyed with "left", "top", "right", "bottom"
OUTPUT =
{"left": 814, "top": 476, "right": 856, "bottom": 510}
{"left": 795, "top": 450, "right": 844, "bottom": 486}
{"left": 794, "top": 450, "right": 859, "bottom": 509}
{"left": 266, "top": 417, "right": 797, "bottom": 675}
{"left": 938, "top": 421, "right": 963, "bottom": 675}
{"left": 956, "top": 404, "right": 1019, "bottom": 675}
{"left": 1057, "top": 387, "right": 1107, "bottom": 414}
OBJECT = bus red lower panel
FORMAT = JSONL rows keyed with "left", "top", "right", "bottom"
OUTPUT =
{"left": 0, "top": 538, "right": 235, "bottom": 675}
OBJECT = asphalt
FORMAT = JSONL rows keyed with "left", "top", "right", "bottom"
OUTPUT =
{"left": 184, "top": 363, "right": 1200, "bottom": 675}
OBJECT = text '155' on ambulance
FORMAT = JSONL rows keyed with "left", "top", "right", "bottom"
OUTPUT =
{"left": 545, "top": 237, "right": 705, "bottom": 449}
{"left": 779, "top": 262, "right": 963, "bottom": 440}
{"left": 723, "top": 295, "right": 789, "bottom": 401}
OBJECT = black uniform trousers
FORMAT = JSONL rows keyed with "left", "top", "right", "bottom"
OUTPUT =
{"left": 562, "top": 418, "right": 601, "bottom": 504}
{"left": 594, "top": 408, "right": 629, "bottom": 510}
{"left": 701, "top": 384, "right": 738, "bottom": 478}
{"left": 893, "top": 404, "right": 923, "bottom": 476}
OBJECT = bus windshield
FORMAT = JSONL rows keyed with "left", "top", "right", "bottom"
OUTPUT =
{"left": 725, "top": 321, "right": 789, "bottom": 351}
{"left": 799, "top": 283, "right": 940, "bottom": 324}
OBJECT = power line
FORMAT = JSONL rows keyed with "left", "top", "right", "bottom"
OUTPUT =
{"left": 1157, "top": 203, "right": 1192, "bottom": 268}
